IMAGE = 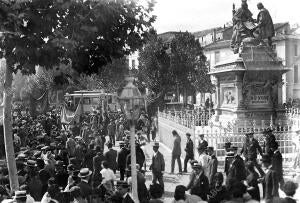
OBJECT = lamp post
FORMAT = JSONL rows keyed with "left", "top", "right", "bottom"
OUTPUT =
{"left": 119, "top": 76, "right": 145, "bottom": 203}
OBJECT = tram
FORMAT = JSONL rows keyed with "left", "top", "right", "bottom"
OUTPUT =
{"left": 64, "top": 90, "right": 120, "bottom": 113}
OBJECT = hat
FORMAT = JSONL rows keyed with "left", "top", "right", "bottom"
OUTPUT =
{"left": 261, "top": 154, "right": 271, "bottom": 163}
{"left": 186, "top": 133, "right": 191, "bottom": 137}
{"left": 263, "top": 127, "right": 273, "bottom": 134}
{"left": 153, "top": 142, "right": 160, "bottom": 147}
{"left": 192, "top": 163, "right": 202, "bottom": 169}
{"left": 116, "top": 180, "right": 129, "bottom": 188}
{"left": 13, "top": 190, "right": 27, "bottom": 200}
{"left": 36, "top": 144, "right": 45, "bottom": 150}
{"left": 41, "top": 146, "right": 50, "bottom": 151}
{"left": 55, "top": 160, "right": 64, "bottom": 166}
{"left": 78, "top": 168, "right": 92, "bottom": 178}
{"left": 16, "top": 153, "right": 27, "bottom": 161}
{"left": 24, "top": 160, "right": 36, "bottom": 167}
{"left": 198, "top": 134, "right": 204, "bottom": 137}
{"left": 245, "top": 132, "right": 254, "bottom": 136}
{"left": 75, "top": 136, "right": 82, "bottom": 140}
{"left": 282, "top": 181, "right": 298, "bottom": 194}
{"left": 67, "top": 164, "right": 75, "bottom": 172}
{"left": 207, "top": 147, "right": 214, "bottom": 151}
{"left": 33, "top": 151, "right": 41, "bottom": 158}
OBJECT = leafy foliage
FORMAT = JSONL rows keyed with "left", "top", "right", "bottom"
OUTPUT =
{"left": 0, "top": 0, "right": 156, "bottom": 74}
{"left": 170, "top": 32, "right": 214, "bottom": 93}
{"left": 138, "top": 29, "right": 173, "bottom": 95}
{"left": 138, "top": 30, "right": 214, "bottom": 103}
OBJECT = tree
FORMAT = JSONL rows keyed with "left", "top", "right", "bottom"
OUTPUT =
{"left": 138, "top": 29, "right": 174, "bottom": 115}
{"left": 0, "top": 0, "right": 155, "bottom": 191}
{"left": 138, "top": 30, "right": 214, "bottom": 114}
{"left": 170, "top": 32, "right": 214, "bottom": 104}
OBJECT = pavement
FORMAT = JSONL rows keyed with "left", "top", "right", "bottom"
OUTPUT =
{"left": 114, "top": 139, "right": 300, "bottom": 203}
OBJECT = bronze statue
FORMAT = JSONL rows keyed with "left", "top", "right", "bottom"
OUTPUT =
{"left": 230, "top": 1, "right": 275, "bottom": 54}
{"left": 253, "top": 2, "right": 275, "bottom": 47}
{"left": 230, "top": 0, "right": 254, "bottom": 53}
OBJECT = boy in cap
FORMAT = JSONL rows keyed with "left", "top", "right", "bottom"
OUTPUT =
{"left": 282, "top": 181, "right": 298, "bottom": 203}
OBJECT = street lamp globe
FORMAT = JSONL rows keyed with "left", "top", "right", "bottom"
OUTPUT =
{"left": 119, "top": 76, "right": 145, "bottom": 120}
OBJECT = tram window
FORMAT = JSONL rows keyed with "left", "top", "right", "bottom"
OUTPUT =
{"left": 91, "top": 97, "right": 99, "bottom": 104}
{"left": 107, "top": 96, "right": 112, "bottom": 104}
{"left": 83, "top": 98, "right": 90, "bottom": 104}
{"left": 75, "top": 98, "right": 80, "bottom": 105}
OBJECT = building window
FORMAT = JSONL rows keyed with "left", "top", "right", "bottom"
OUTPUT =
{"left": 132, "top": 59, "right": 136, "bottom": 69}
{"left": 295, "top": 65, "right": 299, "bottom": 83}
{"left": 295, "top": 44, "right": 298, "bottom": 56}
{"left": 215, "top": 51, "right": 220, "bottom": 63}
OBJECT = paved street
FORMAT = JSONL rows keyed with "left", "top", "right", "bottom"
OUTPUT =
{"left": 113, "top": 138, "right": 300, "bottom": 202}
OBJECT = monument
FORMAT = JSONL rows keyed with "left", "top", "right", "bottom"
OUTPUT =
{"left": 209, "top": 1, "right": 290, "bottom": 129}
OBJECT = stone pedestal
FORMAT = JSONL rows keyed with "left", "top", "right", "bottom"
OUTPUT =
{"left": 209, "top": 43, "right": 290, "bottom": 129}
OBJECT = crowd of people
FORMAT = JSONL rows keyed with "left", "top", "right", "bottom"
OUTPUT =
{"left": 165, "top": 129, "right": 299, "bottom": 203}
{"left": 0, "top": 105, "right": 299, "bottom": 203}
{"left": 0, "top": 107, "right": 160, "bottom": 203}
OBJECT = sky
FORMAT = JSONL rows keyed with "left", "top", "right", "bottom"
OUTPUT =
{"left": 150, "top": 0, "right": 300, "bottom": 34}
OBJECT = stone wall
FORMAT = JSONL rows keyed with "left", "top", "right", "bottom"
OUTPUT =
{"left": 158, "top": 117, "right": 195, "bottom": 157}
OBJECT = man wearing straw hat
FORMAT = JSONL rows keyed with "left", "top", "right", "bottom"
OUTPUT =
{"left": 77, "top": 168, "right": 93, "bottom": 199}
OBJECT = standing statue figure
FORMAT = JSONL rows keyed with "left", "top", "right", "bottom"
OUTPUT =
{"left": 230, "top": 0, "right": 254, "bottom": 53}
{"left": 253, "top": 2, "right": 275, "bottom": 47}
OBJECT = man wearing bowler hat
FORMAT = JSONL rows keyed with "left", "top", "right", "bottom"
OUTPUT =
{"left": 150, "top": 142, "right": 165, "bottom": 191}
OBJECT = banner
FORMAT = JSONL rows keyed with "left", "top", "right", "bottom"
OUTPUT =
{"left": 61, "top": 97, "right": 83, "bottom": 125}
{"left": 36, "top": 91, "right": 49, "bottom": 114}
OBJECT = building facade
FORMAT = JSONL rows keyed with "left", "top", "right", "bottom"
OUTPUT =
{"left": 198, "top": 23, "right": 300, "bottom": 105}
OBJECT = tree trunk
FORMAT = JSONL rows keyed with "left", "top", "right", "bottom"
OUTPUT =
{"left": 3, "top": 62, "right": 19, "bottom": 191}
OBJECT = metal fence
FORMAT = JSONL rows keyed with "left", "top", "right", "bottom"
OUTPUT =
{"left": 158, "top": 108, "right": 299, "bottom": 168}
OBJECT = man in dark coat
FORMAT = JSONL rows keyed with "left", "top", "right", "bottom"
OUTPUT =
{"left": 183, "top": 133, "right": 194, "bottom": 173}
{"left": 263, "top": 128, "right": 276, "bottom": 157}
{"left": 261, "top": 154, "right": 279, "bottom": 203}
{"left": 117, "top": 142, "right": 129, "bottom": 180}
{"left": 254, "top": 2, "right": 275, "bottom": 46}
{"left": 92, "top": 146, "right": 105, "bottom": 187}
{"left": 227, "top": 152, "right": 247, "bottom": 184}
{"left": 207, "top": 147, "right": 218, "bottom": 185}
{"left": 186, "top": 163, "right": 209, "bottom": 200}
{"left": 77, "top": 168, "right": 94, "bottom": 199}
{"left": 198, "top": 134, "right": 208, "bottom": 153}
{"left": 241, "top": 132, "right": 264, "bottom": 176}
{"left": 171, "top": 130, "right": 182, "bottom": 174}
{"left": 270, "top": 142, "right": 283, "bottom": 185}
{"left": 104, "top": 142, "right": 118, "bottom": 173}
{"left": 110, "top": 181, "right": 134, "bottom": 203}
{"left": 150, "top": 142, "right": 165, "bottom": 190}
{"left": 54, "top": 160, "right": 68, "bottom": 189}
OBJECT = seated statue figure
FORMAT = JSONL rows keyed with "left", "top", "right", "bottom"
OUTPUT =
{"left": 231, "top": 1, "right": 275, "bottom": 54}
{"left": 230, "top": 0, "right": 254, "bottom": 54}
